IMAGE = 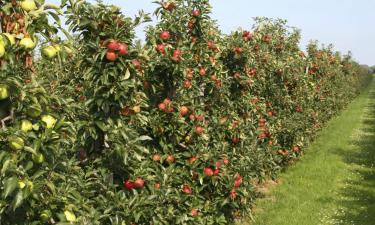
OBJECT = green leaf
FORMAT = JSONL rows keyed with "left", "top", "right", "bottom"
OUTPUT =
{"left": 136, "top": 135, "right": 152, "bottom": 141}
{"left": 95, "top": 121, "right": 107, "bottom": 131}
{"left": 3, "top": 177, "right": 18, "bottom": 198}
{"left": 123, "top": 69, "right": 131, "bottom": 80}
{"left": 12, "top": 190, "right": 24, "bottom": 211}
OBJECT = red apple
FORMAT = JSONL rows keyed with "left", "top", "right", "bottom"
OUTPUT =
{"left": 124, "top": 180, "right": 134, "bottom": 190}
{"left": 182, "top": 185, "right": 192, "bottom": 194}
{"left": 192, "top": 9, "right": 200, "bottom": 17}
{"left": 204, "top": 167, "right": 214, "bottom": 177}
{"left": 153, "top": 154, "right": 161, "bottom": 162}
{"left": 189, "top": 156, "right": 198, "bottom": 164}
{"left": 156, "top": 44, "right": 166, "bottom": 55}
{"left": 199, "top": 68, "right": 206, "bottom": 76}
{"left": 179, "top": 106, "right": 189, "bottom": 116}
{"left": 133, "top": 178, "right": 145, "bottom": 189}
{"left": 160, "top": 31, "right": 171, "bottom": 40}
{"left": 166, "top": 155, "right": 175, "bottom": 163}
{"left": 191, "top": 208, "right": 198, "bottom": 217}
{"left": 107, "top": 41, "right": 119, "bottom": 51}
{"left": 132, "top": 59, "right": 141, "bottom": 69}
{"left": 195, "top": 126, "right": 204, "bottom": 136}
{"left": 106, "top": 51, "right": 117, "bottom": 61}
{"left": 118, "top": 43, "right": 128, "bottom": 56}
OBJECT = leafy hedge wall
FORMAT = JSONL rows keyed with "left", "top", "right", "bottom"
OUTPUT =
{"left": 0, "top": 0, "right": 372, "bottom": 224}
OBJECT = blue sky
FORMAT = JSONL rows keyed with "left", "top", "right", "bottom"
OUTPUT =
{"left": 51, "top": 0, "right": 375, "bottom": 65}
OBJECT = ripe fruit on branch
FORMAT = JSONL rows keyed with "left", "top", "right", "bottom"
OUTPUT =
{"left": 182, "top": 185, "right": 192, "bottom": 194}
{"left": 191, "top": 208, "right": 198, "bottom": 217}
{"left": 40, "top": 210, "right": 51, "bottom": 222}
{"left": 32, "top": 152, "right": 45, "bottom": 164}
{"left": 1, "top": 34, "right": 16, "bottom": 47}
{"left": 27, "top": 104, "right": 42, "bottom": 118}
{"left": 179, "top": 106, "right": 189, "bottom": 116}
{"left": 293, "top": 146, "right": 300, "bottom": 152}
{"left": 132, "top": 105, "right": 141, "bottom": 114}
{"left": 118, "top": 43, "right": 128, "bottom": 56}
{"left": 192, "top": 9, "right": 200, "bottom": 17}
{"left": 21, "top": 120, "right": 33, "bottom": 132}
{"left": 229, "top": 189, "right": 237, "bottom": 200}
{"left": 133, "top": 178, "right": 145, "bottom": 189}
{"left": 156, "top": 44, "right": 166, "bottom": 55}
{"left": 20, "top": 0, "right": 37, "bottom": 12}
{"left": 207, "top": 41, "right": 216, "bottom": 50}
{"left": 152, "top": 154, "right": 161, "bottom": 162}
{"left": 172, "top": 49, "right": 182, "bottom": 62}
{"left": 278, "top": 149, "right": 289, "bottom": 156}
{"left": 106, "top": 51, "right": 117, "bottom": 61}
{"left": 154, "top": 182, "right": 161, "bottom": 189}
{"left": 189, "top": 156, "right": 198, "bottom": 164}
{"left": 199, "top": 68, "right": 206, "bottom": 76}
{"left": 162, "top": 2, "right": 176, "bottom": 11}
{"left": 0, "top": 84, "right": 9, "bottom": 100}
{"left": 223, "top": 158, "right": 229, "bottom": 165}
{"left": 187, "top": 21, "right": 195, "bottom": 30}
{"left": 234, "top": 174, "right": 242, "bottom": 188}
{"left": 204, "top": 167, "right": 214, "bottom": 177}
{"left": 107, "top": 41, "right": 120, "bottom": 51}
{"left": 42, "top": 46, "right": 58, "bottom": 59}
{"left": 195, "top": 115, "right": 204, "bottom": 122}
{"left": 166, "top": 155, "right": 175, "bottom": 163}
{"left": 8, "top": 136, "right": 25, "bottom": 151}
{"left": 242, "top": 31, "right": 253, "bottom": 41}
{"left": 64, "top": 211, "right": 76, "bottom": 222}
{"left": 160, "top": 31, "right": 171, "bottom": 40}
{"left": 124, "top": 180, "right": 134, "bottom": 190}
{"left": 41, "top": 115, "right": 57, "bottom": 129}
{"left": 158, "top": 102, "right": 166, "bottom": 111}
{"left": 20, "top": 37, "right": 36, "bottom": 49}
{"left": 195, "top": 126, "right": 204, "bottom": 136}
{"left": 234, "top": 47, "right": 243, "bottom": 55}
{"left": 232, "top": 137, "right": 240, "bottom": 143}
{"left": 184, "top": 80, "right": 192, "bottom": 89}
{"left": 0, "top": 44, "right": 5, "bottom": 58}
{"left": 210, "top": 75, "right": 218, "bottom": 81}
{"left": 132, "top": 59, "right": 141, "bottom": 69}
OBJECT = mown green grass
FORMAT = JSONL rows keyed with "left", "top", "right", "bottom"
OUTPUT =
{"left": 246, "top": 77, "right": 375, "bottom": 225}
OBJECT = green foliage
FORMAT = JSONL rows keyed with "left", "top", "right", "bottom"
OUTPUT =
{"left": 0, "top": 0, "right": 372, "bottom": 224}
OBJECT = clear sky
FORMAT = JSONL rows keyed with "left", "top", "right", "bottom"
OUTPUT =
{"left": 51, "top": 0, "right": 375, "bottom": 65}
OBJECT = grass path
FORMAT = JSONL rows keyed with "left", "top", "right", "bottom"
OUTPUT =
{"left": 247, "top": 77, "right": 375, "bottom": 225}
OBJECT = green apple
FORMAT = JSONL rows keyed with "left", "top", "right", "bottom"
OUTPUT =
{"left": 32, "top": 152, "right": 45, "bottom": 164}
{"left": 40, "top": 210, "right": 52, "bottom": 222}
{"left": 0, "top": 84, "right": 9, "bottom": 100}
{"left": 8, "top": 136, "right": 25, "bottom": 151}
{"left": 4, "top": 33, "right": 16, "bottom": 46}
{"left": 27, "top": 104, "right": 42, "bottom": 118}
{"left": 41, "top": 115, "right": 56, "bottom": 129}
{"left": 64, "top": 210, "right": 76, "bottom": 222}
{"left": 42, "top": 46, "right": 57, "bottom": 59}
{"left": 20, "top": 0, "right": 37, "bottom": 12}
{"left": 0, "top": 44, "right": 5, "bottom": 58}
{"left": 20, "top": 37, "right": 36, "bottom": 49}
{"left": 21, "top": 120, "right": 33, "bottom": 132}
{"left": 18, "top": 181, "right": 26, "bottom": 189}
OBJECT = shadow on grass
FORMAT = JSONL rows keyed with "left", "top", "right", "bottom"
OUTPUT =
{"left": 331, "top": 90, "right": 375, "bottom": 224}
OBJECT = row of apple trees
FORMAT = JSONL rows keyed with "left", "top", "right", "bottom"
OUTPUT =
{"left": 0, "top": 0, "right": 372, "bottom": 224}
